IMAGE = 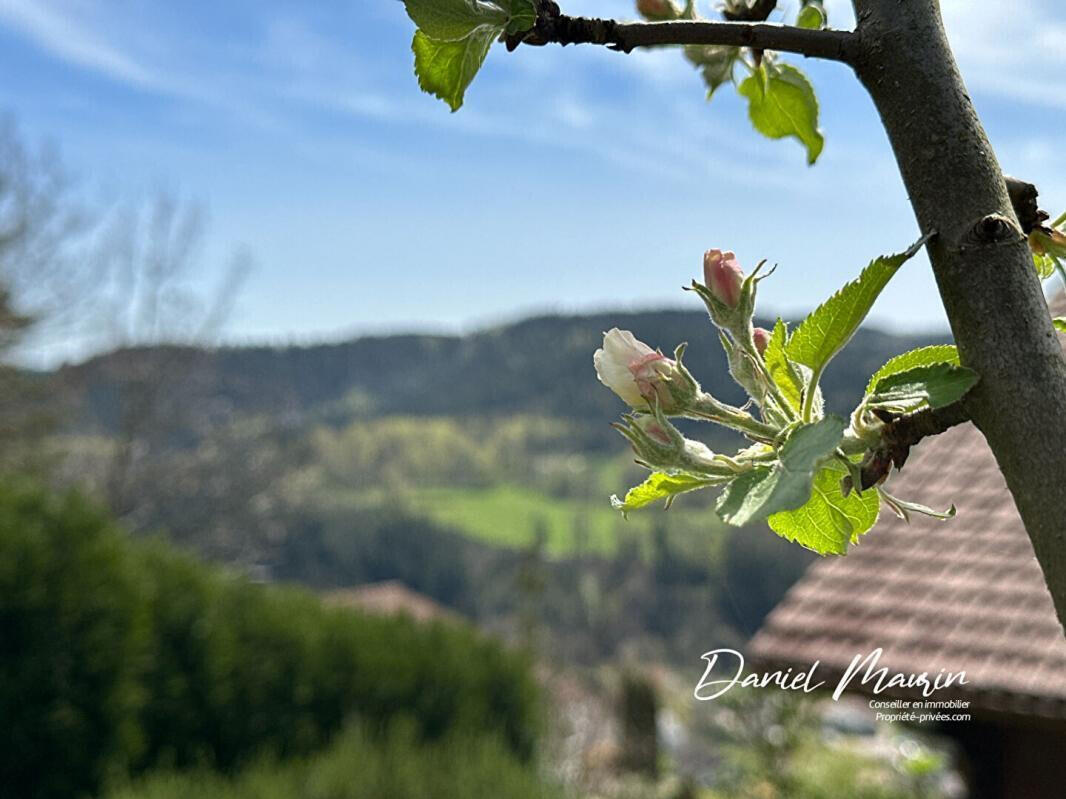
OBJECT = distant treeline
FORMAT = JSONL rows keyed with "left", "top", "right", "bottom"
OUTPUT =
{"left": 0, "top": 483, "right": 539, "bottom": 799}
{"left": 53, "top": 309, "right": 947, "bottom": 442}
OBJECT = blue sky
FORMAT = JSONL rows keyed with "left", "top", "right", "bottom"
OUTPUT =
{"left": 0, "top": 0, "right": 1063, "bottom": 363}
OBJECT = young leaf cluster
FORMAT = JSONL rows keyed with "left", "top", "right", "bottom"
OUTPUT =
{"left": 652, "top": 1, "right": 826, "bottom": 164}
{"left": 1030, "top": 209, "right": 1066, "bottom": 288}
{"left": 606, "top": 238, "right": 978, "bottom": 556}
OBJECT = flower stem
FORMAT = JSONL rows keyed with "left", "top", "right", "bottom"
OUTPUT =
{"left": 801, "top": 365, "right": 824, "bottom": 423}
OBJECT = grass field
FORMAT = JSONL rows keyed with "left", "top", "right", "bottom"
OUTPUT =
{"left": 409, "top": 484, "right": 630, "bottom": 555}
{"left": 408, "top": 483, "right": 726, "bottom": 560}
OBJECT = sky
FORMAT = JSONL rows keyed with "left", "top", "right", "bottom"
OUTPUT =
{"left": 0, "top": 0, "right": 1063, "bottom": 364}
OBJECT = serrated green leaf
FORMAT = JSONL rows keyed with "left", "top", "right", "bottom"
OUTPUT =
{"left": 796, "top": 1, "right": 826, "bottom": 30}
{"left": 685, "top": 45, "right": 740, "bottom": 100}
{"left": 764, "top": 318, "right": 802, "bottom": 413}
{"left": 865, "top": 345, "right": 960, "bottom": 395}
{"left": 412, "top": 28, "right": 498, "bottom": 112}
{"left": 787, "top": 240, "right": 926, "bottom": 385}
{"left": 768, "top": 460, "right": 879, "bottom": 555}
{"left": 1054, "top": 318, "right": 1066, "bottom": 334}
{"left": 715, "top": 466, "right": 771, "bottom": 523}
{"left": 738, "top": 60, "right": 824, "bottom": 165}
{"left": 611, "top": 471, "right": 722, "bottom": 516}
{"left": 778, "top": 415, "right": 846, "bottom": 467}
{"left": 715, "top": 415, "right": 846, "bottom": 526}
{"left": 403, "top": 0, "right": 508, "bottom": 41}
{"left": 866, "top": 363, "right": 978, "bottom": 413}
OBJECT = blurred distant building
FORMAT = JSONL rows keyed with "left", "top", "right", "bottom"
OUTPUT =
{"left": 323, "top": 580, "right": 460, "bottom": 624}
{"left": 750, "top": 416, "right": 1066, "bottom": 799}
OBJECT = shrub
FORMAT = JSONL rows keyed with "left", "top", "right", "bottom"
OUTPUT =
{"left": 0, "top": 483, "right": 540, "bottom": 798}
{"left": 108, "top": 722, "right": 563, "bottom": 799}
{"left": 0, "top": 483, "right": 149, "bottom": 798}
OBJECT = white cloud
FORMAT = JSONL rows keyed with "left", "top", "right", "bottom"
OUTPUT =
{"left": 0, "top": 0, "right": 157, "bottom": 86}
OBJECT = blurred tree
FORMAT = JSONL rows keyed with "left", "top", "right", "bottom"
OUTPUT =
{"left": 78, "top": 191, "right": 251, "bottom": 524}
{"left": 618, "top": 670, "right": 659, "bottom": 778}
{"left": 0, "top": 285, "right": 45, "bottom": 474}
{"left": 516, "top": 518, "right": 549, "bottom": 653}
{"left": 0, "top": 118, "right": 257, "bottom": 540}
{"left": 0, "top": 483, "right": 149, "bottom": 799}
{"left": 0, "top": 115, "right": 84, "bottom": 475}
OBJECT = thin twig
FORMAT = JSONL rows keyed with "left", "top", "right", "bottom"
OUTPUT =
{"left": 514, "top": 3, "right": 858, "bottom": 63}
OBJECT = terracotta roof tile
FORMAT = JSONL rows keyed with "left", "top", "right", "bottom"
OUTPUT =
{"left": 322, "top": 580, "right": 461, "bottom": 624}
{"left": 750, "top": 422, "right": 1066, "bottom": 719}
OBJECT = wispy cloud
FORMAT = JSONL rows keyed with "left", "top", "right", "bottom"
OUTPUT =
{"left": 0, "top": 0, "right": 157, "bottom": 87}
{"left": 0, "top": 1, "right": 280, "bottom": 130}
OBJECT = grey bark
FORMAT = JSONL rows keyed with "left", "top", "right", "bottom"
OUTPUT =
{"left": 851, "top": 0, "right": 1066, "bottom": 630}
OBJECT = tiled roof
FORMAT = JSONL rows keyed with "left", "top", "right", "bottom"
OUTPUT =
{"left": 323, "top": 580, "right": 460, "bottom": 624}
{"left": 749, "top": 420, "right": 1066, "bottom": 720}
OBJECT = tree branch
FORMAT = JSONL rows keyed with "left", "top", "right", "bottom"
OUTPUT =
{"left": 511, "top": 2, "right": 858, "bottom": 63}
{"left": 1005, "top": 175, "right": 1049, "bottom": 235}
{"left": 859, "top": 402, "right": 970, "bottom": 490}
{"left": 852, "top": 0, "right": 1066, "bottom": 631}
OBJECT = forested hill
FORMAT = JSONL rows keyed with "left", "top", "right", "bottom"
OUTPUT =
{"left": 55, "top": 309, "right": 948, "bottom": 435}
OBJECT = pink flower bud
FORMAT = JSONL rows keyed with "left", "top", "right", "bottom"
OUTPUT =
{"left": 593, "top": 328, "right": 694, "bottom": 412}
{"left": 703, "top": 249, "right": 744, "bottom": 308}
{"left": 634, "top": 415, "right": 673, "bottom": 446}
{"left": 753, "top": 327, "right": 771, "bottom": 355}
{"left": 594, "top": 329, "right": 670, "bottom": 409}
{"left": 628, "top": 351, "right": 674, "bottom": 406}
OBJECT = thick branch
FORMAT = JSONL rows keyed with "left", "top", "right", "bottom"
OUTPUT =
{"left": 514, "top": 3, "right": 857, "bottom": 63}
{"left": 852, "top": 0, "right": 1066, "bottom": 632}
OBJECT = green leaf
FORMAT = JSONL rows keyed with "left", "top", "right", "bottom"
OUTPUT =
{"left": 779, "top": 415, "right": 846, "bottom": 469}
{"left": 403, "top": 0, "right": 508, "bottom": 41}
{"left": 611, "top": 472, "right": 723, "bottom": 516}
{"left": 1034, "top": 251, "right": 1057, "bottom": 280}
{"left": 768, "top": 460, "right": 880, "bottom": 555}
{"left": 764, "top": 319, "right": 824, "bottom": 418}
{"left": 796, "top": 1, "right": 826, "bottom": 30}
{"left": 1054, "top": 318, "right": 1066, "bottom": 334}
{"left": 737, "top": 60, "right": 824, "bottom": 165}
{"left": 685, "top": 45, "right": 740, "bottom": 100}
{"left": 412, "top": 28, "right": 497, "bottom": 112}
{"left": 787, "top": 238, "right": 927, "bottom": 383}
{"left": 865, "top": 344, "right": 959, "bottom": 395}
{"left": 764, "top": 318, "right": 803, "bottom": 414}
{"left": 715, "top": 415, "right": 846, "bottom": 526}
{"left": 715, "top": 466, "right": 772, "bottom": 524}
{"left": 866, "top": 363, "right": 978, "bottom": 414}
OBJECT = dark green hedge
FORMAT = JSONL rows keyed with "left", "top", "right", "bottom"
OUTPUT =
{"left": 0, "top": 483, "right": 539, "bottom": 799}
